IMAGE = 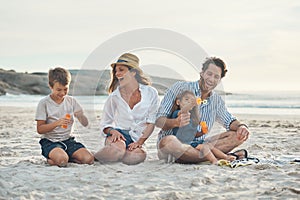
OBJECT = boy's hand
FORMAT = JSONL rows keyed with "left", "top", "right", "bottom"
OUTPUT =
{"left": 60, "top": 116, "right": 71, "bottom": 128}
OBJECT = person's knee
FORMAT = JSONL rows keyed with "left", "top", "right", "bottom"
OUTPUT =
{"left": 231, "top": 131, "right": 245, "bottom": 146}
{"left": 95, "top": 144, "right": 126, "bottom": 162}
{"left": 122, "top": 151, "right": 146, "bottom": 165}
{"left": 80, "top": 153, "right": 94, "bottom": 164}
{"left": 53, "top": 154, "right": 69, "bottom": 167}
{"left": 49, "top": 148, "right": 69, "bottom": 167}
{"left": 112, "top": 145, "right": 126, "bottom": 160}
{"left": 159, "top": 135, "right": 178, "bottom": 148}
{"left": 83, "top": 155, "right": 95, "bottom": 165}
{"left": 72, "top": 148, "right": 94, "bottom": 164}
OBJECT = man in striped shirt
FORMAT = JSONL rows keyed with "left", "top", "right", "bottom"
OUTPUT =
{"left": 156, "top": 57, "right": 250, "bottom": 164}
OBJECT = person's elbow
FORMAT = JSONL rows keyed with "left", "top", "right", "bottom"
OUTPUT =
{"left": 81, "top": 120, "right": 89, "bottom": 127}
{"left": 80, "top": 116, "right": 89, "bottom": 127}
{"left": 37, "top": 129, "right": 42, "bottom": 134}
{"left": 36, "top": 126, "right": 44, "bottom": 134}
{"left": 155, "top": 117, "right": 166, "bottom": 129}
{"left": 76, "top": 112, "right": 89, "bottom": 127}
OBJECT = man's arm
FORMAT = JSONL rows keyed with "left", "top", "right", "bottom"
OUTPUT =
{"left": 156, "top": 112, "right": 191, "bottom": 131}
{"left": 230, "top": 120, "right": 249, "bottom": 141}
{"left": 156, "top": 95, "right": 195, "bottom": 131}
{"left": 156, "top": 116, "right": 179, "bottom": 131}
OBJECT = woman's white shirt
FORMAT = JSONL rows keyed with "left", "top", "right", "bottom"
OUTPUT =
{"left": 100, "top": 84, "right": 160, "bottom": 142}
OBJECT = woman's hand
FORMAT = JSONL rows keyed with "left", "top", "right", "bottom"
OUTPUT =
{"left": 110, "top": 129, "right": 126, "bottom": 143}
{"left": 128, "top": 142, "right": 142, "bottom": 151}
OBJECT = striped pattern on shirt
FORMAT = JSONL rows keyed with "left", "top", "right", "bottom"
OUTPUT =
{"left": 156, "top": 81, "right": 236, "bottom": 142}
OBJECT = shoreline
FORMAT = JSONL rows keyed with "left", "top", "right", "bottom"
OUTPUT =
{"left": 2, "top": 106, "right": 300, "bottom": 120}
{"left": 235, "top": 113, "right": 300, "bottom": 121}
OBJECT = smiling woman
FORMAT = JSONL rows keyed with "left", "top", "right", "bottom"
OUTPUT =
{"left": 108, "top": 53, "right": 151, "bottom": 93}
{"left": 94, "top": 53, "right": 160, "bottom": 165}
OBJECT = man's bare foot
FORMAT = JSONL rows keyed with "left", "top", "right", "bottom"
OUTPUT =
{"left": 226, "top": 155, "right": 236, "bottom": 161}
{"left": 227, "top": 149, "right": 248, "bottom": 160}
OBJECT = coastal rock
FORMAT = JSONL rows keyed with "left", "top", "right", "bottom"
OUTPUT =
{"left": 0, "top": 69, "right": 50, "bottom": 95}
{"left": 0, "top": 86, "right": 6, "bottom": 95}
{"left": 0, "top": 68, "right": 179, "bottom": 96}
{"left": 0, "top": 81, "right": 9, "bottom": 95}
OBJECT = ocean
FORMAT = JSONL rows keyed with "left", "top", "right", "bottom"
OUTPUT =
{"left": 224, "top": 91, "right": 300, "bottom": 116}
{"left": 1, "top": 91, "right": 300, "bottom": 116}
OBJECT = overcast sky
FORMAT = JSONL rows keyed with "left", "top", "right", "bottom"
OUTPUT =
{"left": 1, "top": 0, "right": 299, "bottom": 92}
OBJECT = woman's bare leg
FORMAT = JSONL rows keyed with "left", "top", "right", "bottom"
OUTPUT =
{"left": 94, "top": 137, "right": 126, "bottom": 163}
{"left": 122, "top": 148, "right": 146, "bottom": 165}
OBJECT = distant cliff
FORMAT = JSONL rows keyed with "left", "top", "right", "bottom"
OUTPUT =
{"left": 0, "top": 69, "right": 50, "bottom": 95}
{"left": 0, "top": 68, "right": 180, "bottom": 96}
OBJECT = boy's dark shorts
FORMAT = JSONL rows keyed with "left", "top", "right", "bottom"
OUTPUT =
{"left": 39, "top": 137, "right": 85, "bottom": 159}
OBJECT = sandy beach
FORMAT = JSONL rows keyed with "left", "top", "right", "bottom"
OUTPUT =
{"left": 0, "top": 106, "right": 299, "bottom": 199}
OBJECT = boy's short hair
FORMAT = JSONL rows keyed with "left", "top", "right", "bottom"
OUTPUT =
{"left": 48, "top": 67, "right": 71, "bottom": 87}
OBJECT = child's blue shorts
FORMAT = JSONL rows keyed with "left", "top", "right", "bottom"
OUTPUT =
{"left": 190, "top": 139, "right": 205, "bottom": 148}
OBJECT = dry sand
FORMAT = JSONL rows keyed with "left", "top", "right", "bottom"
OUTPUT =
{"left": 0, "top": 106, "right": 299, "bottom": 199}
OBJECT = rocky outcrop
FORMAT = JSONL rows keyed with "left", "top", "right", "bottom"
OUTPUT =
{"left": 0, "top": 68, "right": 180, "bottom": 96}
{"left": 0, "top": 69, "right": 50, "bottom": 95}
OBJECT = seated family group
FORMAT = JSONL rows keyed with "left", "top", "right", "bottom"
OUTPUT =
{"left": 35, "top": 53, "right": 250, "bottom": 167}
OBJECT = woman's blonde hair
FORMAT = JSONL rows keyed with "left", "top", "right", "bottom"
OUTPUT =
{"left": 108, "top": 65, "right": 151, "bottom": 93}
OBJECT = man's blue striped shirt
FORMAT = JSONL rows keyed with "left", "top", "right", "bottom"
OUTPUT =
{"left": 156, "top": 81, "right": 236, "bottom": 142}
